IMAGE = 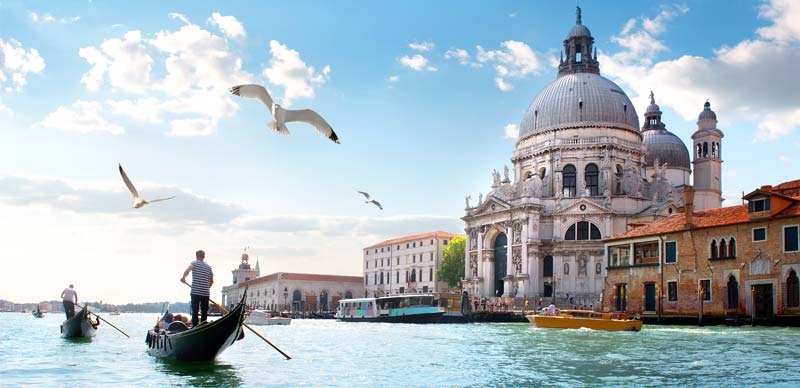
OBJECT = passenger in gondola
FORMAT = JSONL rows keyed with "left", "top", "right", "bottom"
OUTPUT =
{"left": 61, "top": 284, "right": 78, "bottom": 319}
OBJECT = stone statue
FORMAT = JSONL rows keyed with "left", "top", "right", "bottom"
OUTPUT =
{"left": 578, "top": 255, "right": 588, "bottom": 276}
{"left": 523, "top": 172, "right": 542, "bottom": 197}
{"left": 470, "top": 254, "right": 479, "bottom": 277}
{"left": 492, "top": 169, "right": 501, "bottom": 187}
{"left": 465, "top": 195, "right": 472, "bottom": 208}
{"left": 601, "top": 148, "right": 610, "bottom": 167}
{"left": 478, "top": 192, "right": 483, "bottom": 205}
{"left": 582, "top": 177, "right": 589, "bottom": 197}
{"left": 513, "top": 223, "right": 522, "bottom": 244}
{"left": 649, "top": 90, "right": 655, "bottom": 105}
{"left": 503, "top": 165, "right": 510, "bottom": 183}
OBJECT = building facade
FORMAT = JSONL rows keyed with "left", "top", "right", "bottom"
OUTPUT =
{"left": 221, "top": 254, "right": 363, "bottom": 313}
{"left": 462, "top": 8, "right": 723, "bottom": 305}
{"left": 363, "top": 231, "right": 461, "bottom": 297}
{"left": 602, "top": 181, "right": 800, "bottom": 320}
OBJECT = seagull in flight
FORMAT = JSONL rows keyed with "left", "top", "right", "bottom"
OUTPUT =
{"left": 229, "top": 84, "right": 340, "bottom": 144}
{"left": 357, "top": 191, "right": 383, "bottom": 210}
{"left": 118, "top": 164, "right": 175, "bottom": 209}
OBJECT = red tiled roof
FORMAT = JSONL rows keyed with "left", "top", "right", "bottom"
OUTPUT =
{"left": 366, "top": 231, "right": 462, "bottom": 249}
{"left": 774, "top": 179, "right": 800, "bottom": 191}
{"left": 608, "top": 200, "right": 800, "bottom": 241}
{"left": 241, "top": 272, "right": 363, "bottom": 287}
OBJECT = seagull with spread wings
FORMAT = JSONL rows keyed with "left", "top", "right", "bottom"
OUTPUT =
{"left": 357, "top": 191, "right": 383, "bottom": 210}
{"left": 229, "top": 84, "right": 340, "bottom": 144}
{"left": 118, "top": 164, "right": 175, "bottom": 209}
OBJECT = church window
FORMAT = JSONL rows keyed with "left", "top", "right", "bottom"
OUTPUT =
{"left": 787, "top": 270, "right": 799, "bottom": 308}
{"left": 565, "top": 221, "right": 602, "bottom": 241}
{"left": 585, "top": 163, "right": 599, "bottom": 196}
{"left": 710, "top": 240, "right": 718, "bottom": 259}
{"left": 563, "top": 164, "right": 577, "bottom": 197}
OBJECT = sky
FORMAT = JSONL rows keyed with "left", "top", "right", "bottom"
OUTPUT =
{"left": 1, "top": 0, "right": 799, "bottom": 303}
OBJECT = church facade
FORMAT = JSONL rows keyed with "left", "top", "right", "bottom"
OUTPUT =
{"left": 462, "top": 8, "right": 724, "bottom": 306}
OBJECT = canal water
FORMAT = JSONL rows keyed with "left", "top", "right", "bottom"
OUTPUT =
{"left": 2, "top": 312, "right": 799, "bottom": 386}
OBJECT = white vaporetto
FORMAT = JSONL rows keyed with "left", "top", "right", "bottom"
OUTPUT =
{"left": 229, "top": 84, "right": 340, "bottom": 144}
{"left": 118, "top": 164, "right": 175, "bottom": 209}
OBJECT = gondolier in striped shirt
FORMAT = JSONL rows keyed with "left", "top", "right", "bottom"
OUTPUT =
{"left": 181, "top": 250, "right": 214, "bottom": 327}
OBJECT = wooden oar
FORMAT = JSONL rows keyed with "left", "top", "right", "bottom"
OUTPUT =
{"left": 76, "top": 304, "right": 130, "bottom": 338}
{"left": 181, "top": 281, "right": 291, "bottom": 360}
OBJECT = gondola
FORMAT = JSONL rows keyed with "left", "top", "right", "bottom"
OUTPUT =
{"left": 60, "top": 306, "right": 99, "bottom": 338}
{"left": 145, "top": 293, "right": 247, "bottom": 361}
{"left": 32, "top": 309, "right": 44, "bottom": 318}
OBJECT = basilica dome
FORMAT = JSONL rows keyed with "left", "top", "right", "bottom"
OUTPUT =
{"left": 518, "top": 73, "right": 640, "bottom": 139}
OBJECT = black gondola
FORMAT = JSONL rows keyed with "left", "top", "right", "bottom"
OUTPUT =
{"left": 145, "top": 293, "right": 247, "bottom": 361}
{"left": 60, "top": 306, "right": 98, "bottom": 338}
{"left": 32, "top": 308, "right": 44, "bottom": 318}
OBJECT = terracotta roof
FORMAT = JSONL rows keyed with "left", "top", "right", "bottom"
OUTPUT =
{"left": 241, "top": 272, "right": 363, "bottom": 287}
{"left": 774, "top": 179, "right": 800, "bottom": 191}
{"left": 608, "top": 200, "right": 800, "bottom": 241}
{"left": 366, "top": 231, "right": 462, "bottom": 249}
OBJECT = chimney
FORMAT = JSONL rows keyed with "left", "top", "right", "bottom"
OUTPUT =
{"left": 682, "top": 186, "right": 695, "bottom": 226}
{"left": 760, "top": 185, "right": 773, "bottom": 192}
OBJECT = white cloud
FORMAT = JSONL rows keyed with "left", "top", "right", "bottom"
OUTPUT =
{"left": 601, "top": 0, "right": 800, "bottom": 141}
{"left": 399, "top": 54, "right": 437, "bottom": 72}
{"left": 107, "top": 97, "right": 164, "bottom": 123}
{"left": 757, "top": 0, "right": 800, "bottom": 43}
{"left": 29, "top": 11, "right": 80, "bottom": 24}
{"left": 33, "top": 100, "right": 125, "bottom": 135}
{"left": 475, "top": 40, "right": 543, "bottom": 91}
{"left": 408, "top": 41, "right": 434, "bottom": 51}
{"left": 444, "top": 47, "right": 480, "bottom": 67}
{"left": 78, "top": 30, "right": 153, "bottom": 93}
{"left": 509, "top": 12, "right": 518, "bottom": 18}
{"left": 0, "top": 38, "right": 45, "bottom": 92}
{"left": 0, "top": 102, "right": 13, "bottom": 116}
{"left": 167, "top": 117, "right": 216, "bottom": 136}
{"left": 504, "top": 123, "right": 519, "bottom": 138}
{"left": 208, "top": 12, "right": 246, "bottom": 38}
{"left": 262, "top": 40, "right": 330, "bottom": 106}
{"left": 387, "top": 75, "right": 399, "bottom": 82}
{"left": 779, "top": 155, "right": 792, "bottom": 163}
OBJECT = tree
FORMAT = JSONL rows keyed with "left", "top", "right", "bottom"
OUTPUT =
{"left": 437, "top": 236, "right": 466, "bottom": 290}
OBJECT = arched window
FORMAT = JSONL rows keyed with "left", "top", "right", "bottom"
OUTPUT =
{"left": 788, "top": 270, "right": 799, "bottom": 308}
{"left": 540, "top": 167, "right": 547, "bottom": 179}
{"left": 563, "top": 164, "right": 577, "bottom": 197}
{"left": 543, "top": 256, "right": 553, "bottom": 277}
{"left": 585, "top": 163, "right": 599, "bottom": 196}
{"left": 696, "top": 143, "right": 702, "bottom": 158}
{"left": 411, "top": 269, "right": 417, "bottom": 282}
{"left": 729, "top": 238, "right": 736, "bottom": 257}
{"left": 710, "top": 240, "right": 718, "bottom": 259}
{"left": 719, "top": 239, "right": 728, "bottom": 258}
{"left": 727, "top": 276, "right": 739, "bottom": 309}
{"left": 292, "top": 290, "right": 302, "bottom": 302}
{"left": 565, "top": 221, "right": 602, "bottom": 241}
{"left": 703, "top": 142, "right": 708, "bottom": 157}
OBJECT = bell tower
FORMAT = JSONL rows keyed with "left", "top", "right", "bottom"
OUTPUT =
{"left": 691, "top": 100, "right": 724, "bottom": 210}
{"left": 232, "top": 253, "right": 259, "bottom": 285}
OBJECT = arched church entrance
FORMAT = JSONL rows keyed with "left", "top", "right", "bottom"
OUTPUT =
{"left": 493, "top": 233, "right": 507, "bottom": 296}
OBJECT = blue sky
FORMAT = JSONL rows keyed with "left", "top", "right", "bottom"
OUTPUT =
{"left": 1, "top": 0, "right": 799, "bottom": 303}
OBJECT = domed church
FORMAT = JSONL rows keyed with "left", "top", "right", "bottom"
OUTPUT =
{"left": 462, "top": 8, "right": 724, "bottom": 304}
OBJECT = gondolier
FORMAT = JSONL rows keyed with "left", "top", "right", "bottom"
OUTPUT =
{"left": 181, "top": 250, "right": 214, "bottom": 327}
{"left": 61, "top": 284, "right": 78, "bottom": 319}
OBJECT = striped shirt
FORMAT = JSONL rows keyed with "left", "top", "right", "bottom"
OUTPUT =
{"left": 190, "top": 260, "right": 213, "bottom": 296}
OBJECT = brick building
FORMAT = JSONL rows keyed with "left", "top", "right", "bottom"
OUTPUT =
{"left": 601, "top": 181, "right": 800, "bottom": 321}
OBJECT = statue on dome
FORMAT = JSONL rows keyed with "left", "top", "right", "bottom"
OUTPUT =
{"left": 465, "top": 195, "right": 472, "bottom": 209}
{"left": 503, "top": 165, "right": 510, "bottom": 183}
{"left": 492, "top": 169, "right": 501, "bottom": 187}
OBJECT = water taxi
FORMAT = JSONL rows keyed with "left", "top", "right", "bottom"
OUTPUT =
{"left": 336, "top": 294, "right": 445, "bottom": 323}
{"left": 527, "top": 309, "right": 642, "bottom": 332}
{"left": 246, "top": 310, "right": 291, "bottom": 325}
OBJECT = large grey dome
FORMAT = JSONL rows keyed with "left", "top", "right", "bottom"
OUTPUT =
{"left": 642, "top": 129, "right": 691, "bottom": 169}
{"left": 518, "top": 73, "right": 640, "bottom": 139}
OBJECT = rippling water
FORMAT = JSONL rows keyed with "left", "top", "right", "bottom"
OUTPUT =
{"left": 2, "top": 312, "right": 799, "bottom": 386}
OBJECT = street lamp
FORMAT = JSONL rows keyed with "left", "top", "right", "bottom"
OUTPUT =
{"left": 283, "top": 287, "right": 288, "bottom": 310}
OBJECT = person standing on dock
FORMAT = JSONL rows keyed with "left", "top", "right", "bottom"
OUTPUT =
{"left": 181, "top": 250, "right": 214, "bottom": 327}
{"left": 61, "top": 284, "right": 78, "bottom": 319}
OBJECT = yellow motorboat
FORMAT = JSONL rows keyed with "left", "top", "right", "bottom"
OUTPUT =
{"left": 526, "top": 309, "right": 642, "bottom": 332}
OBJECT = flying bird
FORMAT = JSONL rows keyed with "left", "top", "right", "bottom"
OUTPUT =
{"left": 357, "top": 191, "right": 383, "bottom": 210}
{"left": 118, "top": 164, "right": 175, "bottom": 209}
{"left": 229, "top": 84, "right": 340, "bottom": 144}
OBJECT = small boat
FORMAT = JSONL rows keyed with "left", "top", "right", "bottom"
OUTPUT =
{"left": 145, "top": 293, "right": 247, "bottom": 361}
{"left": 61, "top": 306, "right": 99, "bottom": 338}
{"left": 336, "top": 294, "right": 445, "bottom": 323}
{"left": 110, "top": 311, "right": 121, "bottom": 316}
{"left": 246, "top": 309, "right": 291, "bottom": 325}
{"left": 527, "top": 309, "right": 642, "bottom": 332}
{"left": 32, "top": 308, "right": 44, "bottom": 318}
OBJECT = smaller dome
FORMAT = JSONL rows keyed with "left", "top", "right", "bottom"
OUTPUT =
{"left": 698, "top": 100, "right": 716, "bottom": 121}
{"left": 568, "top": 24, "right": 592, "bottom": 38}
{"left": 643, "top": 129, "right": 691, "bottom": 169}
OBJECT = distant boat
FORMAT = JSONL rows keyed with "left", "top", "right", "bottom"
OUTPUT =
{"left": 246, "top": 310, "right": 291, "bottom": 326}
{"left": 110, "top": 311, "right": 121, "bottom": 316}
{"left": 61, "top": 306, "right": 99, "bottom": 338}
{"left": 527, "top": 309, "right": 643, "bottom": 332}
{"left": 145, "top": 293, "right": 247, "bottom": 361}
{"left": 335, "top": 294, "right": 445, "bottom": 323}
{"left": 32, "top": 309, "right": 44, "bottom": 318}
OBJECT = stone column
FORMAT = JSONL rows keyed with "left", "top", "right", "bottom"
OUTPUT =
{"left": 477, "top": 231, "right": 485, "bottom": 297}
{"left": 521, "top": 223, "right": 529, "bottom": 274}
